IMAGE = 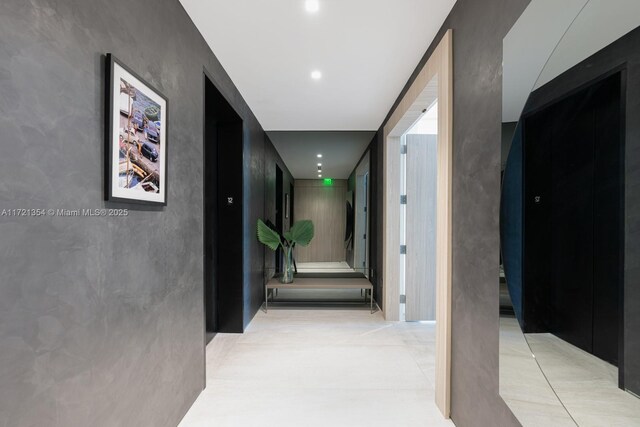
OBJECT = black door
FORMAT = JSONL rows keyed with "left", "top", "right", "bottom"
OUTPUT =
{"left": 548, "top": 84, "right": 597, "bottom": 353}
{"left": 204, "top": 73, "right": 245, "bottom": 336}
{"left": 204, "top": 75, "right": 219, "bottom": 343}
{"left": 523, "top": 72, "right": 623, "bottom": 365}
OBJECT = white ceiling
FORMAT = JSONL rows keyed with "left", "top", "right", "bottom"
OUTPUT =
{"left": 502, "top": 0, "right": 587, "bottom": 123}
{"left": 503, "top": 0, "right": 640, "bottom": 122}
{"left": 535, "top": 0, "right": 640, "bottom": 88}
{"left": 180, "top": 0, "right": 457, "bottom": 130}
{"left": 267, "top": 131, "right": 374, "bottom": 178}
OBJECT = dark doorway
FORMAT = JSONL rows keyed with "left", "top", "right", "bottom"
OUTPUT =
{"left": 275, "top": 165, "right": 283, "bottom": 272}
{"left": 204, "top": 72, "right": 245, "bottom": 337}
{"left": 523, "top": 71, "right": 623, "bottom": 366}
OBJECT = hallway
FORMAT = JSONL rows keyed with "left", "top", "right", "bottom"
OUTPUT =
{"left": 179, "top": 310, "right": 453, "bottom": 427}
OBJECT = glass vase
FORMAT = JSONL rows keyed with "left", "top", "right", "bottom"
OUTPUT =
{"left": 280, "top": 246, "right": 294, "bottom": 284}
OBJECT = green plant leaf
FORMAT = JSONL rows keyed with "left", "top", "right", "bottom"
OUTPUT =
{"left": 256, "top": 219, "right": 281, "bottom": 251}
{"left": 288, "top": 220, "right": 314, "bottom": 247}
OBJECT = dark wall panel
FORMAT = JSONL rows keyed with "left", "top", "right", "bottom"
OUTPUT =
{"left": 522, "top": 109, "right": 553, "bottom": 333}
{"left": 371, "top": 132, "right": 383, "bottom": 305}
{"left": 592, "top": 74, "right": 623, "bottom": 365}
{"left": 351, "top": 135, "right": 381, "bottom": 304}
{"left": 263, "top": 136, "right": 294, "bottom": 281}
{"left": 346, "top": 171, "right": 356, "bottom": 268}
{"left": 243, "top": 122, "right": 266, "bottom": 329}
{"left": 204, "top": 78, "right": 219, "bottom": 337}
{"left": 0, "top": 0, "right": 268, "bottom": 425}
{"left": 523, "top": 76, "right": 624, "bottom": 359}
{"left": 217, "top": 121, "right": 244, "bottom": 333}
{"left": 500, "top": 122, "right": 524, "bottom": 326}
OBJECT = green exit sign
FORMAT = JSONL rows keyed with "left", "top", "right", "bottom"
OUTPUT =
{"left": 323, "top": 178, "right": 333, "bottom": 186}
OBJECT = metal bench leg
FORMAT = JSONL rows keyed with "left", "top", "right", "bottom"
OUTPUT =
{"left": 370, "top": 290, "right": 373, "bottom": 313}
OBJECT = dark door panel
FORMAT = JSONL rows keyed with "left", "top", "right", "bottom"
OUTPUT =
{"left": 523, "top": 72, "right": 622, "bottom": 365}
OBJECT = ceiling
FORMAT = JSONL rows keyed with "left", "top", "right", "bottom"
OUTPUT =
{"left": 180, "top": 0, "right": 457, "bottom": 130}
{"left": 503, "top": 0, "right": 640, "bottom": 122}
{"left": 502, "top": 0, "right": 587, "bottom": 123}
{"left": 267, "top": 131, "right": 375, "bottom": 178}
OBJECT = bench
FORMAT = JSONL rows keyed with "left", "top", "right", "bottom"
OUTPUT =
{"left": 265, "top": 277, "right": 374, "bottom": 313}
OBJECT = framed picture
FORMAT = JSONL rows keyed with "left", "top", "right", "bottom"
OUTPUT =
{"left": 105, "top": 54, "right": 167, "bottom": 205}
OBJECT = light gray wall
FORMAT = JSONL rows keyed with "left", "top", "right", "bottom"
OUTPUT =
{"left": 0, "top": 0, "right": 267, "bottom": 425}
{"left": 377, "top": 0, "right": 530, "bottom": 425}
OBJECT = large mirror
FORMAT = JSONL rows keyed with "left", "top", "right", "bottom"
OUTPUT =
{"left": 500, "top": 1, "right": 640, "bottom": 425}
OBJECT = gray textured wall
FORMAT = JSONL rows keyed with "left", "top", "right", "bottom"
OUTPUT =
{"left": 376, "top": 0, "right": 530, "bottom": 425}
{"left": 0, "top": 0, "right": 267, "bottom": 425}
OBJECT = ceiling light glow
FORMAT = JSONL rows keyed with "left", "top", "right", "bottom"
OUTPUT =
{"left": 317, "top": 163, "right": 322, "bottom": 166}
{"left": 305, "top": 0, "right": 320, "bottom": 13}
{"left": 311, "top": 70, "right": 322, "bottom": 80}
{"left": 317, "top": 154, "right": 322, "bottom": 158}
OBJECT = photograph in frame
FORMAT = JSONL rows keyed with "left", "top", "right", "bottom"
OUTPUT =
{"left": 105, "top": 54, "right": 167, "bottom": 205}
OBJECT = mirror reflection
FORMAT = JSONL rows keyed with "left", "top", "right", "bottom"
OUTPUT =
{"left": 500, "top": 1, "right": 640, "bottom": 425}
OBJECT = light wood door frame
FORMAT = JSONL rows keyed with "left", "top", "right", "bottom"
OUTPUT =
{"left": 382, "top": 30, "right": 453, "bottom": 417}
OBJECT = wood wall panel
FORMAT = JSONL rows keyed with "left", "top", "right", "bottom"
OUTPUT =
{"left": 293, "top": 180, "right": 347, "bottom": 262}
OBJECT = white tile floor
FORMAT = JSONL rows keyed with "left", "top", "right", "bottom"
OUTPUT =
{"left": 527, "top": 334, "right": 640, "bottom": 427}
{"left": 179, "top": 309, "right": 453, "bottom": 427}
{"left": 500, "top": 317, "right": 640, "bottom": 427}
{"left": 500, "top": 317, "right": 576, "bottom": 426}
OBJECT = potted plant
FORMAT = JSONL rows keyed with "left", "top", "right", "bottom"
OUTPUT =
{"left": 257, "top": 219, "right": 314, "bottom": 283}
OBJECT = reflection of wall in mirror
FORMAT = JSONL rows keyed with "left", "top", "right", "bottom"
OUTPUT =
{"left": 293, "top": 179, "right": 347, "bottom": 263}
{"left": 502, "top": 23, "right": 640, "bottom": 396}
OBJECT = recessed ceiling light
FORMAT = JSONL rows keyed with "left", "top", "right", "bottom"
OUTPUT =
{"left": 317, "top": 163, "right": 322, "bottom": 166}
{"left": 317, "top": 154, "right": 322, "bottom": 158}
{"left": 305, "top": 0, "right": 319, "bottom": 13}
{"left": 318, "top": 174, "right": 322, "bottom": 177}
{"left": 311, "top": 70, "right": 322, "bottom": 80}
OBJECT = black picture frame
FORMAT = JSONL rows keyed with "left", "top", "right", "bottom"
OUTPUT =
{"left": 105, "top": 53, "right": 168, "bottom": 205}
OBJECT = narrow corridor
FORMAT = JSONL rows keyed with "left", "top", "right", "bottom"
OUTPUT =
{"left": 179, "top": 309, "right": 453, "bottom": 427}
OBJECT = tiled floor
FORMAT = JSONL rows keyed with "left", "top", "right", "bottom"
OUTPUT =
{"left": 500, "top": 317, "right": 640, "bottom": 427}
{"left": 179, "top": 309, "right": 453, "bottom": 427}
{"left": 527, "top": 334, "right": 640, "bottom": 427}
{"left": 500, "top": 317, "right": 576, "bottom": 426}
